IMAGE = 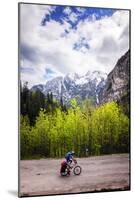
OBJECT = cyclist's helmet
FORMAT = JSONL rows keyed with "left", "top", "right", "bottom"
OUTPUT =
{"left": 71, "top": 150, "right": 75, "bottom": 155}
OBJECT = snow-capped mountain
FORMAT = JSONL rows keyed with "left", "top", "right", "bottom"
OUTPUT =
{"left": 31, "top": 70, "right": 107, "bottom": 104}
{"left": 31, "top": 50, "right": 130, "bottom": 109}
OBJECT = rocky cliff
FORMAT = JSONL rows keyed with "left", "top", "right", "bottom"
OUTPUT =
{"left": 99, "top": 50, "right": 130, "bottom": 115}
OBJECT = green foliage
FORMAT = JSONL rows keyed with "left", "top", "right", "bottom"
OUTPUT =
{"left": 20, "top": 115, "right": 31, "bottom": 158}
{"left": 20, "top": 82, "right": 63, "bottom": 125}
{"left": 70, "top": 98, "right": 77, "bottom": 109}
{"left": 20, "top": 97, "right": 130, "bottom": 159}
{"left": 90, "top": 102, "right": 129, "bottom": 154}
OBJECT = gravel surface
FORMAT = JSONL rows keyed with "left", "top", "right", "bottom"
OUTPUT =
{"left": 19, "top": 154, "right": 130, "bottom": 197}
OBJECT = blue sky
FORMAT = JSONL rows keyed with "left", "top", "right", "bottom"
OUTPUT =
{"left": 41, "top": 6, "right": 116, "bottom": 27}
{"left": 20, "top": 4, "right": 129, "bottom": 87}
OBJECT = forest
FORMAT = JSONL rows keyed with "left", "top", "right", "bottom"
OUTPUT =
{"left": 20, "top": 82, "right": 130, "bottom": 159}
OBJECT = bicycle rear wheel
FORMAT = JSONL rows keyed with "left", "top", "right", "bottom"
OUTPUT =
{"left": 60, "top": 167, "right": 69, "bottom": 176}
{"left": 60, "top": 171, "right": 68, "bottom": 176}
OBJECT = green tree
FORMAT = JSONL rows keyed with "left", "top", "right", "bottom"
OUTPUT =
{"left": 20, "top": 115, "right": 31, "bottom": 158}
{"left": 90, "top": 102, "right": 129, "bottom": 154}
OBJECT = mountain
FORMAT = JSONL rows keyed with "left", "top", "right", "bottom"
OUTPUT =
{"left": 31, "top": 50, "right": 130, "bottom": 109}
{"left": 99, "top": 50, "right": 130, "bottom": 114}
{"left": 31, "top": 70, "right": 107, "bottom": 104}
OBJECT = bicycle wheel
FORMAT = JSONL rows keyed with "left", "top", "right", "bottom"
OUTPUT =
{"left": 60, "top": 171, "right": 68, "bottom": 176}
{"left": 60, "top": 167, "right": 69, "bottom": 176}
{"left": 73, "top": 166, "right": 82, "bottom": 175}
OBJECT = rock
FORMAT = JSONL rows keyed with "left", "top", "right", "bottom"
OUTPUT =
{"left": 99, "top": 50, "right": 130, "bottom": 108}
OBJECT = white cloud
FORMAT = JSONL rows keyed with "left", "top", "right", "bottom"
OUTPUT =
{"left": 68, "top": 12, "right": 79, "bottom": 23}
{"left": 76, "top": 7, "right": 86, "bottom": 14}
{"left": 63, "top": 6, "right": 79, "bottom": 24}
{"left": 20, "top": 4, "right": 129, "bottom": 88}
{"left": 63, "top": 7, "right": 72, "bottom": 15}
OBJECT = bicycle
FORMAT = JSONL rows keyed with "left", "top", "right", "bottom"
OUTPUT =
{"left": 60, "top": 159, "right": 82, "bottom": 176}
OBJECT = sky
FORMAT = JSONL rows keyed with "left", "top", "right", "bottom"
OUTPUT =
{"left": 20, "top": 4, "right": 129, "bottom": 88}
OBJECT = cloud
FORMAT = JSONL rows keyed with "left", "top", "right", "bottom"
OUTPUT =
{"left": 68, "top": 12, "right": 79, "bottom": 23}
{"left": 63, "top": 6, "right": 80, "bottom": 25}
{"left": 63, "top": 7, "right": 72, "bottom": 15}
{"left": 20, "top": 4, "right": 129, "bottom": 88}
{"left": 21, "top": 43, "right": 42, "bottom": 64}
{"left": 76, "top": 7, "right": 86, "bottom": 14}
{"left": 73, "top": 37, "right": 90, "bottom": 53}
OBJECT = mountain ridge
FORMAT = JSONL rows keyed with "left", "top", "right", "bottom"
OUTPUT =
{"left": 99, "top": 50, "right": 130, "bottom": 104}
{"left": 31, "top": 70, "right": 107, "bottom": 104}
{"left": 31, "top": 50, "right": 130, "bottom": 107}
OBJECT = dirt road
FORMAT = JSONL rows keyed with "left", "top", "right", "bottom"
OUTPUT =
{"left": 19, "top": 154, "right": 130, "bottom": 197}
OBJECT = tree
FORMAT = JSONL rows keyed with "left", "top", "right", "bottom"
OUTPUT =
{"left": 21, "top": 82, "right": 29, "bottom": 116}
{"left": 90, "top": 102, "right": 129, "bottom": 154}
{"left": 20, "top": 98, "right": 130, "bottom": 159}
{"left": 20, "top": 115, "right": 31, "bottom": 158}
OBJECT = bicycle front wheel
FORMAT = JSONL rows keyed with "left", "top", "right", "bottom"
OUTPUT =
{"left": 73, "top": 166, "right": 82, "bottom": 175}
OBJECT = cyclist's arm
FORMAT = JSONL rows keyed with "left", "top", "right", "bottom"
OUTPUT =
{"left": 72, "top": 158, "right": 77, "bottom": 164}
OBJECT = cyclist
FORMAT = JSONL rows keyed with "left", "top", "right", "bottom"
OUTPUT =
{"left": 65, "top": 151, "right": 75, "bottom": 164}
{"left": 60, "top": 160, "right": 68, "bottom": 176}
{"left": 60, "top": 151, "right": 77, "bottom": 176}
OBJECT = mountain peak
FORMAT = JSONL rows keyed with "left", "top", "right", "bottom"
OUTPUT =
{"left": 31, "top": 70, "right": 107, "bottom": 104}
{"left": 30, "top": 51, "right": 129, "bottom": 107}
{"left": 65, "top": 72, "right": 80, "bottom": 80}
